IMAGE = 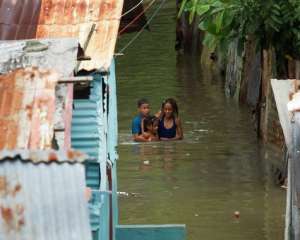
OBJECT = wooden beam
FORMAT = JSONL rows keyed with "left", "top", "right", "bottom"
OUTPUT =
{"left": 58, "top": 76, "right": 93, "bottom": 84}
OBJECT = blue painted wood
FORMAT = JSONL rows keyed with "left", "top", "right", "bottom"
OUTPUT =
{"left": 71, "top": 72, "right": 110, "bottom": 240}
{"left": 116, "top": 225, "right": 186, "bottom": 240}
{"left": 108, "top": 60, "right": 118, "bottom": 164}
{"left": 111, "top": 163, "right": 118, "bottom": 240}
{"left": 98, "top": 192, "right": 110, "bottom": 240}
{"left": 107, "top": 60, "right": 119, "bottom": 240}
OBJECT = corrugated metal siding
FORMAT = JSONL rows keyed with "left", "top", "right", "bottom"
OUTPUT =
{"left": 0, "top": 38, "right": 78, "bottom": 149}
{"left": 0, "top": 67, "right": 58, "bottom": 150}
{"left": 72, "top": 99, "right": 100, "bottom": 159}
{"left": 0, "top": 0, "right": 124, "bottom": 70}
{"left": 71, "top": 73, "right": 107, "bottom": 240}
{"left": 0, "top": 159, "right": 92, "bottom": 240}
{"left": 71, "top": 73, "right": 106, "bottom": 165}
{"left": 85, "top": 161, "right": 101, "bottom": 189}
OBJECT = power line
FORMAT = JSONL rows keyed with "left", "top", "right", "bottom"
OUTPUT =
{"left": 118, "top": 0, "right": 167, "bottom": 54}
{"left": 121, "top": 0, "right": 145, "bottom": 17}
{"left": 118, "top": 0, "right": 156, "bottom": 35}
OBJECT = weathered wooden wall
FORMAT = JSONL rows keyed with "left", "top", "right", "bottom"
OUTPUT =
{"left": 240, "top": 37, "right": 261, "bottom": 108}
{"left": 224, "top": 40, "right": 243, "bottom": 100}
{"left": 223, "top": 40, "right": 285, "bottom": 146}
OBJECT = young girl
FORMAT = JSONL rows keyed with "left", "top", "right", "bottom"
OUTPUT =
{"left": 158, "top": 98, "right": 183, "bottom": 141}
{"left": 142, "top": 116, "right": 159, "bottom": 142}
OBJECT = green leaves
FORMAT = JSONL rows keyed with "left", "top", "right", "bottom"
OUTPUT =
{"left": 180, "top": 0, "right": 300, "bottom": 59}
{"left": 196, "top": 4, "right": 210, "bottom": 16}
{"left": 177, "top": 0, "right": 188, "bottom": 18}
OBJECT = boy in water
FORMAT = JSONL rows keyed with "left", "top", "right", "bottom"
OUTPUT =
{"left": 132, "top": 98, "right": 150, "bottom": 142}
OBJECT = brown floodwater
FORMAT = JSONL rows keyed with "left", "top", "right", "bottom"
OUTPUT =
{"left": 115, "top": 2, "right": 285, "bottom": 239}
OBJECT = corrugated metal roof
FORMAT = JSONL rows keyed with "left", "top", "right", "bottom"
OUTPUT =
{"left": 0, "top": 156, "right": 92, "bottom": 240}
{"left": 0, "top": 0, "right": 124, "bottom": 70}
{"left": 0, "top": 67, "right": 58, "bottom": 150}
{"left": 0, "top": 149, "right": 88, "bottom": 163}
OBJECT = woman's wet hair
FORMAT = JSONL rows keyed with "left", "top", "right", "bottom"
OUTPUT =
{"left": 161, "top": 98, "right": 179, "bottom": 117}
{"left": 143, "top": 116, "right": 158, "bottom": 131}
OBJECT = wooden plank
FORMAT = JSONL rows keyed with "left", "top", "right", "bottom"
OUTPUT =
{"left": 116, "top": 224, "right": 186, "bottom": 240}
{"left": 271, "top": 79, "right": 295, "bottom": 153}
{"left": 58, "top": 76, "right": 93, "bottom": 83}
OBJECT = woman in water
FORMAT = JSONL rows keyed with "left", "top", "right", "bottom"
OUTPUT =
{"left": 158, "top": 98, "right": 183, "bottom": 141}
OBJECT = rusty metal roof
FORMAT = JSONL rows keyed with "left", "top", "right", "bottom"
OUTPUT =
{"left": 0, "top": 149, "right": 88, "bottom": 163}
{"left": 0, "top": 0, "right": 124, "bottom": 70}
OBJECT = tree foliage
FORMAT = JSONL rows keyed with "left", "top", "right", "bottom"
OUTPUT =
{"left": 180, "top": 0, "right": 300, "bottom": 59}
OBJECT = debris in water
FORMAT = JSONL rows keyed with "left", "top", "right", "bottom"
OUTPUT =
{"left": 143, "top": 160, "right": 150, "bottom": 165}
{"left": 194, "top": 129, "right": 209, "bottom": 132}
{"left": 117, "top": 191, "right": 129, "bottom": 197}
{"left": 234, "top": 211, "right": 240, "bottom": 218}
{"left": 130, "top": 192, "right": 140, "bottom": 197}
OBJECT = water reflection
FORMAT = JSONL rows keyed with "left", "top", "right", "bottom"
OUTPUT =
{"left": 132, "top": 142, "right": 179, "bottom": 172}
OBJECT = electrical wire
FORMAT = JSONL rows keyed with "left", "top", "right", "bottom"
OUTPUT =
{"left": 118, "top": 0, "right": 167, "bottom": 54}
{"left": 121, "top": 0, "right": 145, "bottom": 17}
{"left": 118, "top": 0, "right": 156, "bottom": 35}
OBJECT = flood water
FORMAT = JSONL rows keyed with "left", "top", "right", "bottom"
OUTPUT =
{"left": 115, "top": 2, "right": 285, "bottom": 240}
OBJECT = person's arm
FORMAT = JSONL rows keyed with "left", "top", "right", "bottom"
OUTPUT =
{"left": 148, "top": 134, "right": 159, "bottom": 142}
{"left": 154, "top": 110, "right": 161, "bottom": 118}
{"left": 175, "top": 118, "right": 183, "bottom": 140}
{"left": 133, "top": 134, "right": 149, "bottom": 142}
{"left": 132, "top": 117, "right": 146, "bottom": 142}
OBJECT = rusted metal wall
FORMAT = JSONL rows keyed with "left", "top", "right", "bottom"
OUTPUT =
{"left": 0, "top": 39, "right": 78, "bottom": 149}
{"left": 0, "top": 0, "right": 124, "bottom": 70}
{"left": 0, "top": 149, "right": 91, "bottom": 240}
{"left": 0, "top": 68, "right": 58, "bottom": 150}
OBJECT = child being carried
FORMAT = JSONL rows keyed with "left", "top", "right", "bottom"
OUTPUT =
{"left": 142, "top": 116, "right": 159, "bottom": 142}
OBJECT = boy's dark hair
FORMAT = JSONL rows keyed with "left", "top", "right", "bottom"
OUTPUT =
{"left": 143, "top": 116, "right": 158, "bottom": 132}
{"left": 137, "top": 98, "right": 149, "bottom": 107}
